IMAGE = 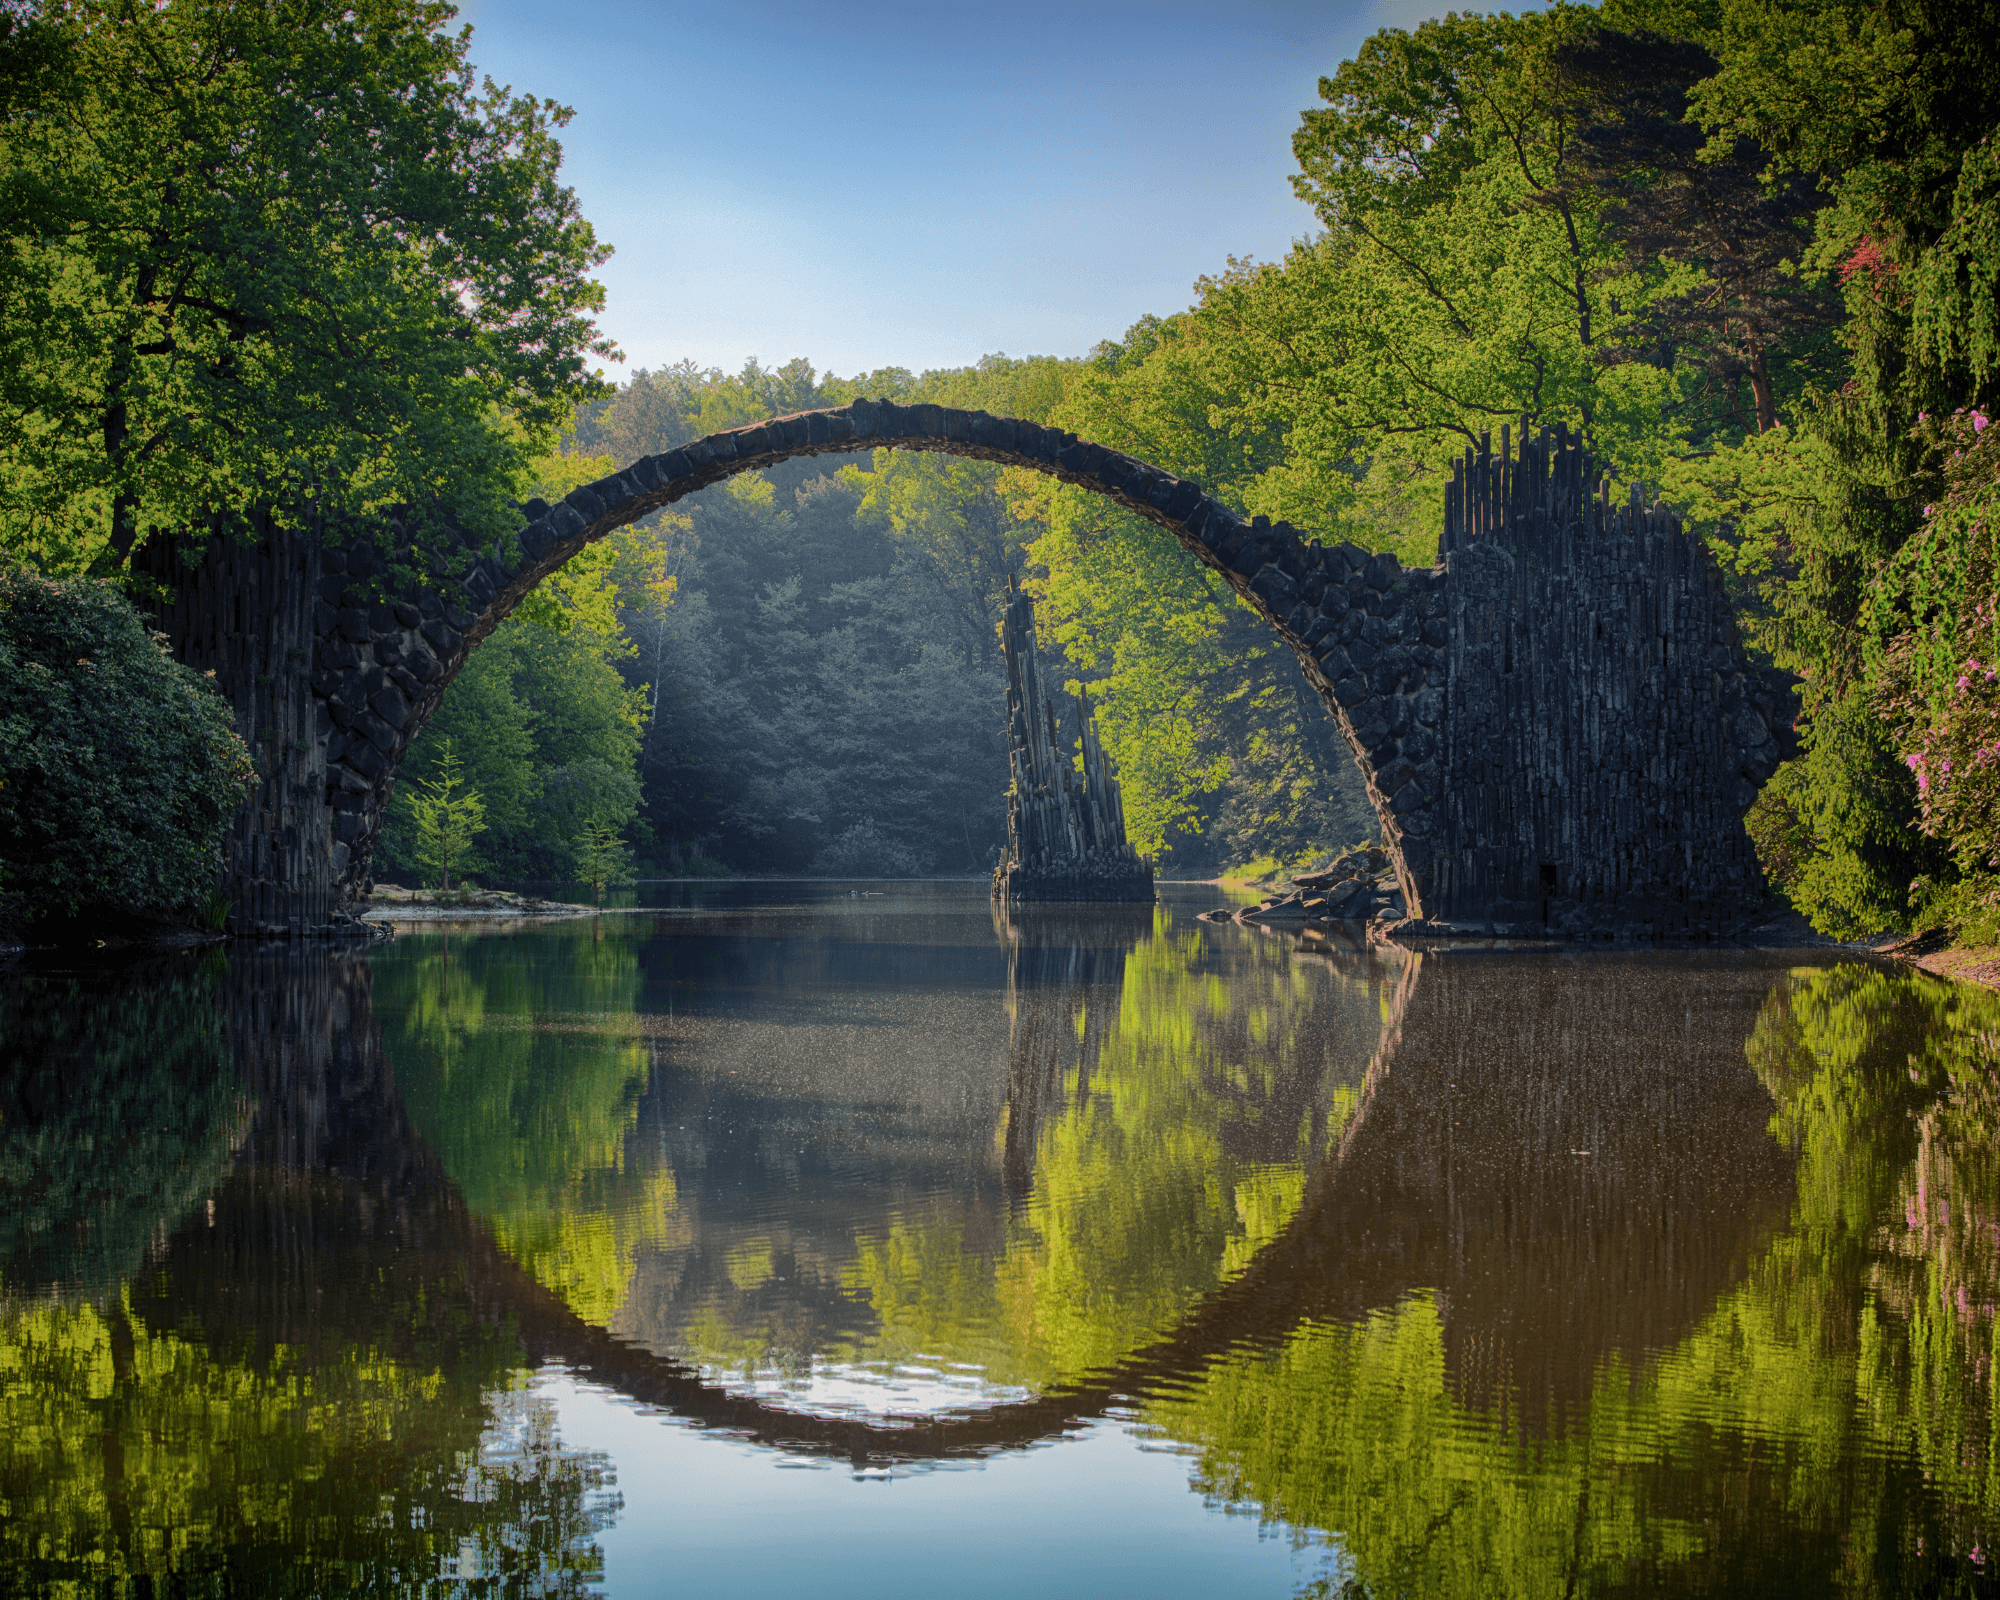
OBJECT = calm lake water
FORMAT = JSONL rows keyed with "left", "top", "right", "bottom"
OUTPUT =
{"left": 5, "top": 882, "right": 2000, "bottom": 1597}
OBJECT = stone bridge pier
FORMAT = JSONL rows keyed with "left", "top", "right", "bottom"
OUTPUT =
{"left": 146, "top": 402, "right": 1794, "bottom": 937}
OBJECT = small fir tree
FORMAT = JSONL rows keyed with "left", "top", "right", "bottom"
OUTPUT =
{"left": 406, "top": 739, "right": 486, "bottom": 895}
{"left": 572, "top": 820, "right": 632, "bottom": 907}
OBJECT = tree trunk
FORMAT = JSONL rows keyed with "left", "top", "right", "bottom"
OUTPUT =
{"left": 1746, "top": 339, "right": 1778, "bottom": 434}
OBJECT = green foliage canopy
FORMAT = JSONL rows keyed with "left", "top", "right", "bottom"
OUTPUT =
{"left": 0, "top": 0, "right": 615, "bottom": 575}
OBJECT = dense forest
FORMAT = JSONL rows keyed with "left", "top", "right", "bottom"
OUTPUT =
{"left": 3, "top": 0, "right": 1998, "bottom": 935}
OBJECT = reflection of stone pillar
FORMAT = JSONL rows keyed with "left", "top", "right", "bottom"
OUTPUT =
{"left": 996, "top": 907, "right": 1152, "bottom": 1202}
{"left": 142, "top": 949, "right": 527, "bottom": 1359}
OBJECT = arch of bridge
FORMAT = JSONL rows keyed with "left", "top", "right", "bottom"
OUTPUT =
{"left": 319, "top": 398, "right": 1440, "bottom": 911}
{"left": 316, "top": 399, "right": 1797, "bottom": 936}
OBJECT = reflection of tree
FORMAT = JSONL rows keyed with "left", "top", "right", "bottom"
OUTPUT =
{"left": 0, "top": 955, "right": 243, "bottom": 1300}
{"left": 0, "top": 1297, "right": 617, "bottom": 1596}
{"left": 975, "top": 907, "right": 1384, "bottom": 1386}
{"left": 606, "top": 904, "right": 1391, "bottom": 1394}
{"left": 0, "top": 948, "right": 620, "bottom": 1595}
{"left": 1145, "top": 958, "right": 2000, "bottom": 1597}
{"left": 374, "top": 922, "right": 681, "bottom": 1325}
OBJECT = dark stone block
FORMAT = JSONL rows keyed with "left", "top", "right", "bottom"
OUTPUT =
{"left": 345, "top": 741, "right": 389, "bottom": 780}
{"left": 441, "top": 603, "right": 475, "bottom": 631}
{"left": 357, "top": 712, "right": 398, "bottom": 754}
{"left": 337, "top": 608, "right": 371, "bottom": 643}
{"left": 1731, "top": 702, "right": 1770, "bottom": 749}
{"left": 520, "top": 496, "right": 550, "bottom": 520}
{"left": 1192, "top": 503, "right": 1236, "bottom": 548}
{"left": 1367, "top": 656, "right": 1408, "bottom": 696}
{"left": 1249, "top": 566, "right": 1298, "bottom": 608}
{"left": 1227, "top": 542, "right": 1265, "bottom": 580}
{"left": 392, "top": 602, "right": 421, "bottom": 629}
{"left": 421, "top": 619, "right": 462, "bottom": 655}
{"left": 519, "top": 522, "right": 554, "bottom": 560}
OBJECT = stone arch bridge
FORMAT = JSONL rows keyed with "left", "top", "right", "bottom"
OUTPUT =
{"left": 146, "top": 400, "right": 1796, "bottom": 937}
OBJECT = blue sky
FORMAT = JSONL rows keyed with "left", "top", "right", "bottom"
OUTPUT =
{"left": 461, "top": 0, "right": 1456, "bottom": 380}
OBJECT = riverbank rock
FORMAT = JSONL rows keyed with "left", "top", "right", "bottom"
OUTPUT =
{"left": 1293, "top": 847, "right": 1390, "bottom": 891}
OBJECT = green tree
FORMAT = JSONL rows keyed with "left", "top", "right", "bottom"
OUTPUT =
{"left": 0, "top": 562, "right": 253, "bottom": 929}
{"left": 572, "top": 820, "right": 631, "bottom": 905}
{"left": 1637, "top": 0, "right": 2000, "bottom": 936}
{"left": 404, "top": 737, "right": 486, "bottom": 893}
{"left": 379, "top": 567, "right": 647, "bottom": 882}
{"left": 0, "top": 0, "right": 614, "bottom": 576}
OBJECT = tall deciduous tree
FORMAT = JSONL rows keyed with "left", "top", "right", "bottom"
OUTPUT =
{"left": 0, "top": 0, "right": 615, "bottom": 576}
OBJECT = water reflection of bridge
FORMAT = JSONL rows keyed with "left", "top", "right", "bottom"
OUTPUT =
{"left": 36, "top": 924, "right": 1800, "bottom": 1468}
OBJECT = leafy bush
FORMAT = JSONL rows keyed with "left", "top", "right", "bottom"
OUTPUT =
{"left": 0, "top": 563, "right": 253, "bottom": 928}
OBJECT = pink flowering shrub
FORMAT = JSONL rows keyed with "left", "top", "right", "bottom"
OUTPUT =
{"left": 1894, "top": 620, "right": 2000, "bottom": 865}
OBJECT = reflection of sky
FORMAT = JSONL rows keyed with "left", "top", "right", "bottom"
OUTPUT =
{"left": 694, "top": 1355, "right": 1030, "bottom": 1417}
{"left": 455, "top": 0, "right": 1540, "bottom": 376}
{"left": 537, "top": 1370, "right": 1346, "bottom": 1598}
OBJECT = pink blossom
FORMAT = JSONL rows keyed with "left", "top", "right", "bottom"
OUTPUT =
{"left": 1976, "top": 412, "right": 1990, "bottom": 433}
